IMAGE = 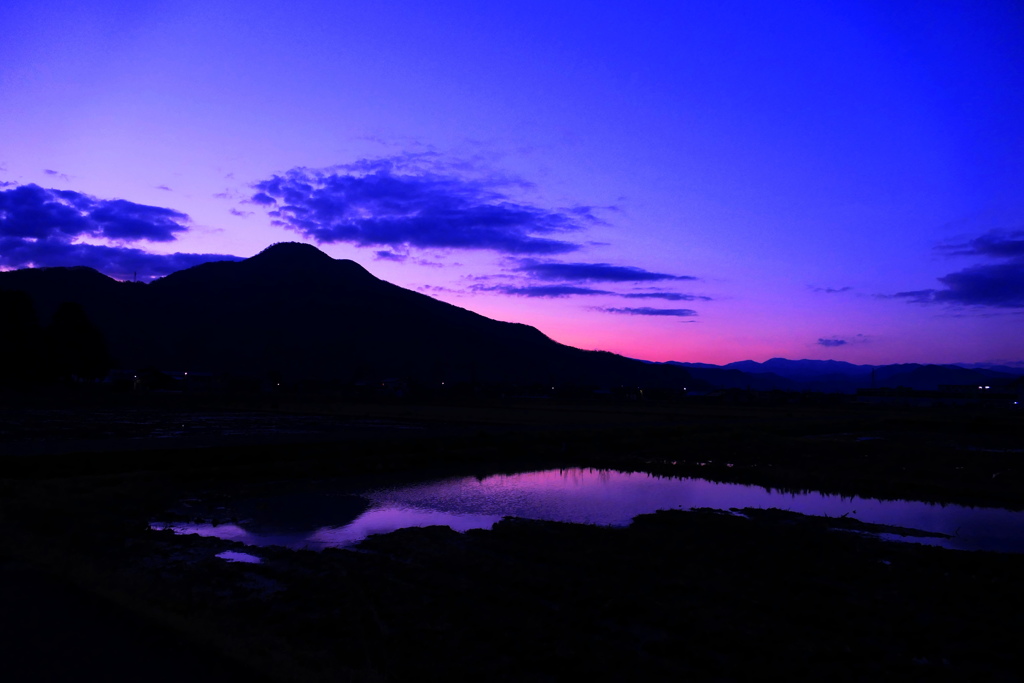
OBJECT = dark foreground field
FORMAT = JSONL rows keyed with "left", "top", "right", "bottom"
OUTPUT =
{"left": 1, "top": 394, "right": 1022, "bottom": 681}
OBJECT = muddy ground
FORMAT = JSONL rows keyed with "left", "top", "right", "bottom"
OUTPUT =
{"left": 1, "top": 394, "right": 1022, "bottom": 681}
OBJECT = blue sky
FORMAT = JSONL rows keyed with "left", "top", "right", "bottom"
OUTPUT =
{"left": 2, "top": 1, "right": 1022, "bottom": 364}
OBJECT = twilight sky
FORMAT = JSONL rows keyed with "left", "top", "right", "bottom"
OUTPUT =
{"left": 2, "top": 1, "right": 1022, "bottom": 365}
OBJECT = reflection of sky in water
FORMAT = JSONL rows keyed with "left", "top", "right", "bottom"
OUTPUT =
{"left": 154, "top": 469, "right": 1024, "bottom": 553}
{"left": 215, "top": 550, "right": 263, "bottom": 564}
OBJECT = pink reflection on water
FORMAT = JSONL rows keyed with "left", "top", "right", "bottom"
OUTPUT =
{"left": 308, "top": 508, "right": 504, "bottom": 547}
{"left": 151, "top": 468, "right": 1024, "bottom": 553}
{"left": 216, "top": 550, "right": 262, "bottom": 564}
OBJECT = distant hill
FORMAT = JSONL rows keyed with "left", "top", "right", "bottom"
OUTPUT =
{"left": 0, "top": 242, "right": 699, "bottom": 391}
{"left": 953, "top": 362, "right": 1024, "bottom": 376}
{"left": 726, "top": 358, "right": 875, "bottom": 379}
{"left": 666, "top": 358, "right": 1021, "bottom": 393}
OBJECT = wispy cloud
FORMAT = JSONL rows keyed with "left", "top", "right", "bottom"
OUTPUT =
{"left": 817, "top": 338, "right": 847, "bottom": 347}
{"left": 474, "top": 284, "right": 615, "bottom": 298}
{"left": 465, "top": 277, "right": 710, "bottom": 301}
{"left": 374, "top": 250, "right": 407, "bottom": 262}
{"left": 622, "top": 292, "right": 711, "bottom": 301}
{"left": 596, "top": 307, "right": 698, "bottom": 317}
{"left": 937, "top": 229, "right": 1024, "bottom": 259}
{"left": 513, "top": 259, "right": 696, "bottom": 282}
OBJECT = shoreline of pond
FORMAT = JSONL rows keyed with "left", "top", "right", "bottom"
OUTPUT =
{"left": 1, "top": 401, "right": 1021, "bottom": 680}
{"left": 149, "top": 466, "right": 1024, "bottom": 554}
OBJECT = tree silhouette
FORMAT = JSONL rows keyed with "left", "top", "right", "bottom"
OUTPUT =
{"left": 46, "top": 302, "right": 112, "bottom": 382}
{"left": 0, "top": 290, "right": 44, "bottom": 385}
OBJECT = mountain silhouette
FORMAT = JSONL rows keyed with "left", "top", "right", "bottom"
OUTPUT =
{"left": 666, "top": 358, "right": 1021, "bottom": 393}
{"left": 0, "top": 243, "right": 698, "bottom": 390}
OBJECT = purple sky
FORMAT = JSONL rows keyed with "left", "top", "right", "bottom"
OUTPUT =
{"left": 2, "top": 1, "right": 1022, "bottom": 365}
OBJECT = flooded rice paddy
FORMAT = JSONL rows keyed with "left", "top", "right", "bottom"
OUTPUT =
{"left": 153, "top": 468, "right": 1024, "bottom": 554}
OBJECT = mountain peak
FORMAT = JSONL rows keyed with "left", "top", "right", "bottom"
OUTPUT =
{"left": 248, "top": 242, "right": 335, "bottom": 265}
{"left": 235, "top": 242, "right": 378, "bottom": 287}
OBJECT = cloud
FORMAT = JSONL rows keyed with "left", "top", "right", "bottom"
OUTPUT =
{"left": 250, "top": 159, "right": 592, "bottom": 255}
{"left": 374, "top": 250, "right": 407, "bottom": 262}
{"left": 895, "top": 229, "right": 1024, "bottom": 308}
{"left": 0, "top": 237, "right": 240, "bottom": 281}
{"left": 621, "top": 292, "right": 711, "bottom": 301}
{"left": 0, "top": 183, "right": 239, "bottom": 280}
{"left": 811, "top": 286, "right": 852, "bottom": 294}
{"left": 465, "top": 274, "right": 709, "bottom": 300}
{"left": 894, "top": 263, "right": 1024, "bottom": 307}
{"left": 0, "top": 183, "right": 190, "bottom": 242}
{"left": 156, "top": 185, "right": 172, "bottom": 191}
{"left": 229, "top": 208, "right": 252, "bottom": 218}
{"left": 464, "top": 268, "right": 708, "bottom": 302}
{"left": 44, "top": 169, "right": 70, "bottom": 181}
{"left": 514, "top": 259, "right": 696, "bottom": 282}
{"left": 938, "top": 229, "right": 1024, "bottom": 259}
{"left": 474, "top": 284, "right": 615, "bottom": 298}
{"left": 596, "top": 307, "right": 698, "bottom": 317}
{"left": 817, "top": 334, "right": 870, "bottom": 347}
{"left": 890, "top": 289, "right": 934, "bottom": 304}
{"left": 415, "top": 284, "right": 463, "bottom": 295}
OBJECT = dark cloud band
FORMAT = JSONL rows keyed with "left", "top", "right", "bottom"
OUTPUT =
{"left": 896, "top": 229, "right": 1024, "bottom": 308}
{"left": 0, "top": 183, "right": 237, "bottom": 281}
{"left": 622, "top": 292, "right": 711, "bottom": 301}
{"left": 0, "top": 184, "right": 189, "bottom": 242}
{"left": 474, "top": 284, "right": 615, "bottom": 298}
{"left": 895, "top": 262, "right": 1024, "bottom": 308}
{"left": 939, "top": 229, "right": 1024, "bottom": 259}
{"left": 515, "top": 259, "right": 696, "bottom": 282}
{"left": 0, "top": 236, "right": 239, "bottom": 281}
{"left": 597, "top": 307, "right": 698, "bottom": 317}
{"left": 250, "top": 163, "right": 588, "bottom": 255}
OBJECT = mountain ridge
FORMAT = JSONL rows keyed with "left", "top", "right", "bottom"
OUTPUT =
{"left": 0, "top": 242, "right": 698, "bottom": 390}
{"left": 665, "top": 358, "right": 1024, "bottom": 393}
{"left": 3, "top": 243, "right": 1019, "bottom": 394}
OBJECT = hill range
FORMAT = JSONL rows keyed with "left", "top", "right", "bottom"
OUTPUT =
{"left": 0, "top": 242, "right": 697, "bottom": 391}
{"left": 1, "top": 242, "right": 1020, "bottom": 394}
{"left": 663, "top": 358, "right": 1024, "bottom": 394}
